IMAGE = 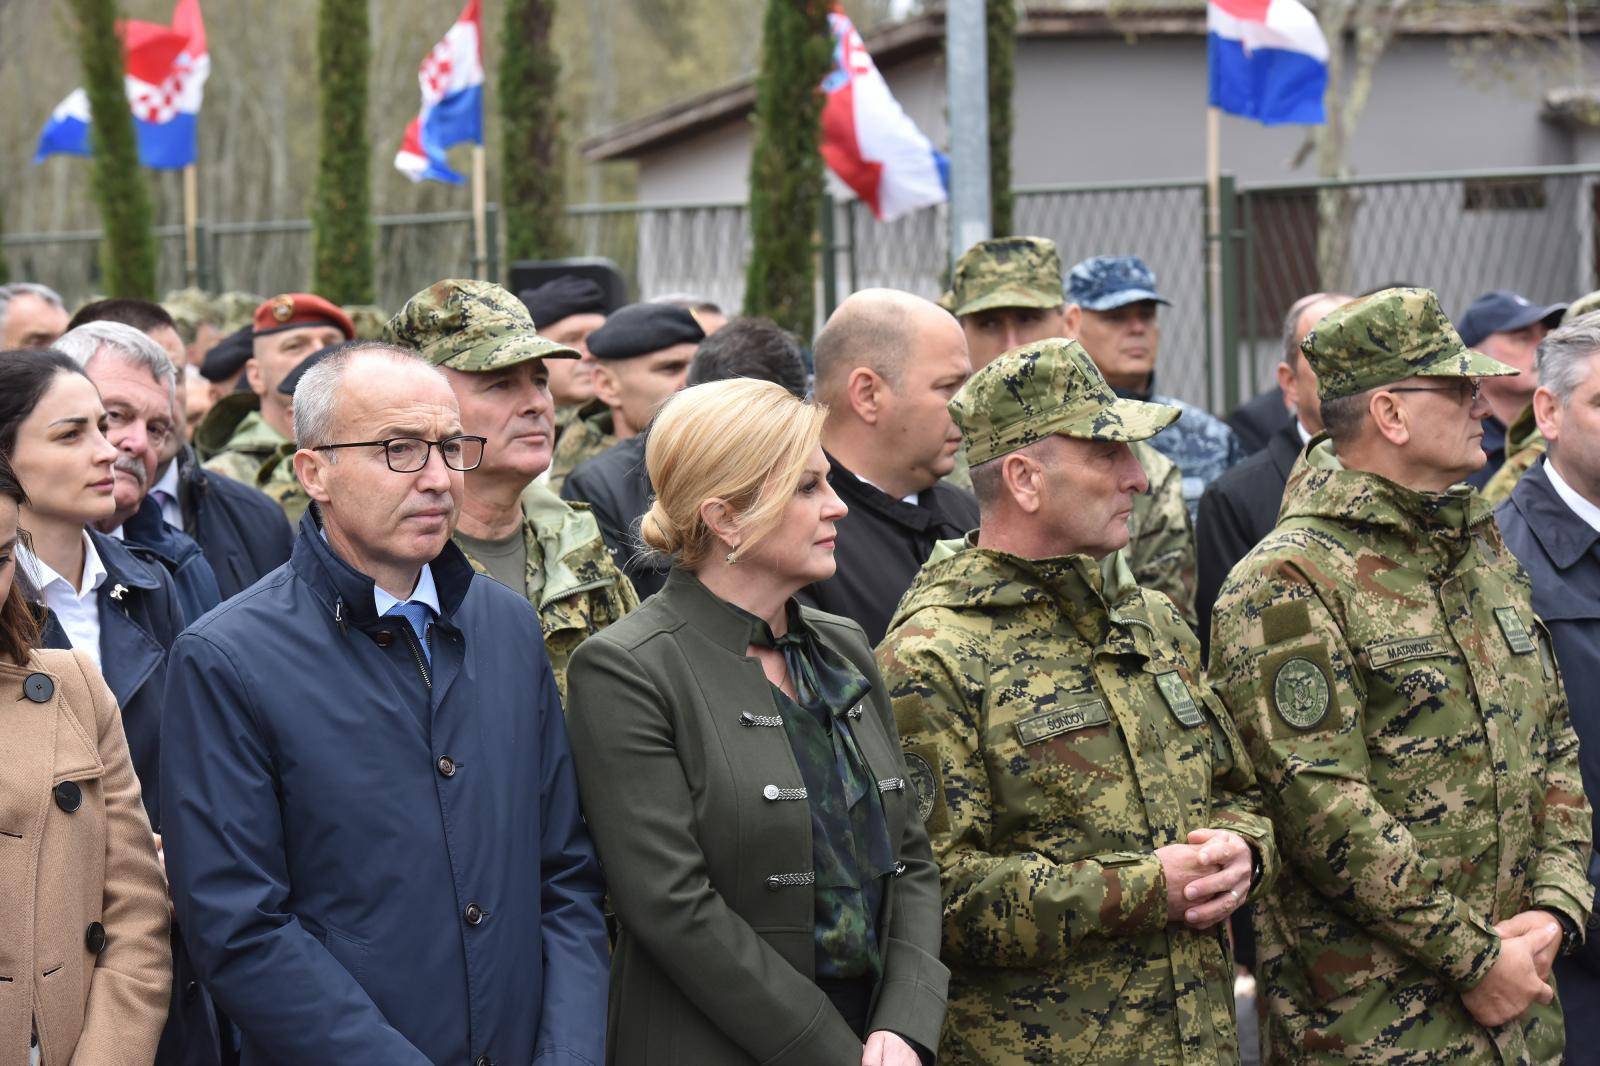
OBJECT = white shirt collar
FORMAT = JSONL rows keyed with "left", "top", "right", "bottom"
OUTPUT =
{"left": 19, "top": 529, "right": 108, "bottom": 599}
{"left": 1296, "top": 420, "right": 1314, "bottom": 446}
{"left": 1544, "top": 460, "right": 1600, "bottom": 535}
{"left": 372, "top": 563, "right": 441, "bottom": 619}
{"left": 858, "top": 474, "right": 920, "bottom": 506}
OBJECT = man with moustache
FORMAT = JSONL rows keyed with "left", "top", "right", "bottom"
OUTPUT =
{"left": 53, "top": 321, "right": 221, "bottom": 624}
{"left": 161, "top": 341, "right": 609, "bottom": 1065}
{"left": 383, "top": 280, "right": 636, "bottom": 698}
{"left": 66, "top": 300, "right": 293, "bottom": 601}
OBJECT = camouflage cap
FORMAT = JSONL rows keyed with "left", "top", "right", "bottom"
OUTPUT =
{"left": 215, "top": 291, "right": 264, "bottom": 334}
{"left": 1302, "top": 286, "right": 1518, "bottom": 402}
{"left": 382, "top": 279, "right": 578, "bottom": 371}
{"left": 947, "top": 236, "right": 1065, "bottom": 318}
{"left": 342, "top": 304, "right": 390, "bottom": 340}
{"left": 1067, "top": 255, "right": 1173, "bottom": 311}
{"left": 162, "top": 287, "right": 217, "bottom": 340}
{"left": 1564, "top": 289, "right": 1600, "bottom": 323}
{"left": 951, "top": 337, "right": 1180, "bottom": 466}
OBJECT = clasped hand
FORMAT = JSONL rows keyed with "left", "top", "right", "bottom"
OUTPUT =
{"left": 1155, "top": 828, "right": 1254, "bottom": 930}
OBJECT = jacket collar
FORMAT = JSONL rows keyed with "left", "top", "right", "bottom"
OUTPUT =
{"left": 519, "top": 483, "right": 621, "bottom": 605}
{"left": 1279, "top": 436, "right": 1495, "bottom": 572}
{"left": 824, "top": 451, "right": 942, "bottom": 533}
{"left": 290, "top": 507, "right": 477, "bottom": 630}
{"left": 1511, "top": 459, "right": 1600, "bottom": 570}
{"left": 87, "top": 526, "right": 163, "bottom": 594}
{"left": 1267, "top": 421, "right": 1305, "bottom": 482}
{"left": 120, "top": 495, "right": 198, "bottom": 566}
{"left": 657, "top": 567, "right": 774, "bottom": 654}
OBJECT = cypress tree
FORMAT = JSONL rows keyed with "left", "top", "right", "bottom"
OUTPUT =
{"left": 986, "top": 0, "right": 1016, "bottom": 237}
{"left": 70, "top": 0, "right": 158, "bottom": 298}
{"left": 742, "top": 0, "right": 831, "bottom": 336}
{"left": 312, "top": 0, "right": 374, "bottom": 304}
{"left": 501, "top": 0, "right": 566, "bottom": 263}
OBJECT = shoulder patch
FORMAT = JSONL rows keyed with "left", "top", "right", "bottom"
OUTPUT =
{"left": 1262, "top": 599, "right": 1311, "bottom": 645}
{"left": 1155, "top": 671, "right": 1204, "bottom": 728}
{"left": 904, "top": 744, "right": 949, "bottom": 834}
{"left": 1271, "top": 654, "right": 1332, "bottom": 731}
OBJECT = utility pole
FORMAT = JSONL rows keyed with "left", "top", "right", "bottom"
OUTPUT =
{"left": 946, "top": 0, "right": 991, "bottom": 267}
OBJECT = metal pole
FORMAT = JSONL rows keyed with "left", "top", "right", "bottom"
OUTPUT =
{"left": 471, "top": 145, "right": 488, "bottom": 280}
{"left": 183, "top": 163, "right": 200, "bottom": 287}
{"left": 819, "top": 196, "right": 838, "bottom": 318}
{"left": 945, "top": 0, "right": 991, "bottom": 267}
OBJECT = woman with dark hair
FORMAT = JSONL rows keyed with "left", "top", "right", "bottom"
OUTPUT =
{"left": 0, "top": 349, "right": 204, "bottom": 1065}
{"left": 0, "top": 447, "right": 172, "bottom": 1064}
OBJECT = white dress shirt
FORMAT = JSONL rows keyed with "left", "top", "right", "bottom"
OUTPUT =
{"left": 19, "top": 530, "right": 108, "bottom": 669}
{"left": 1544, "top": 460, "right": 1600, "bottom": 535}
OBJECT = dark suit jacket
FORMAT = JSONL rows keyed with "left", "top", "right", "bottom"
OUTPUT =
{"left": 797, "top": 456, "right": 979, "bottom": 646}
{"left": 1196, "top": 422, "right": 1304, "bottom": 661}
{"left": 560, "top": 435, "right": 668, "bottom": 599}
{"left": 565, "top": 568, "right": 949, "bottom": 1064}
{"left": 1225, "top": 388, "right": 1293, "bottom": 456}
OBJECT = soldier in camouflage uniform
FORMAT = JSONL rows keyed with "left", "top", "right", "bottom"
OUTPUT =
{"left": 547, "top": 397, "right": 614, "bottom": 493}
{"left": 1068, "top": 255, "right": 1244, "bottom": 519}
{"left": 879, "top": 337, "right": 1278, "bottom": 1065}
{"left": 384, "top": 279, "right": 637, "bottom": 698}
{"left": 943, "top": 236, "right": 1199, "bottom": 626}
{"left": 1209, "top": 287, "right": 1593, "bottom": 1064}
{"left": 200, "top": 293, "right": 353, "bottom": 498}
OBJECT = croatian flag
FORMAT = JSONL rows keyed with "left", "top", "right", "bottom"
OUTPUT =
{"left": 34, "top": 0, "right": 209, "bottom": 169}
{"left": 1207, "top": 0, "right": 1328, "bottom": 126}
{"left": 394, "top": 0, "right": 484, "bottom": 185}
{"left": 820, "top": 8, "right": 948, "bottom": 222}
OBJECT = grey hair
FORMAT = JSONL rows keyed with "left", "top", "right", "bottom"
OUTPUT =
{"left": 1537, "top": 313, "right": 1600, "bottom": 407}
{"left": 1281, "top": 292, "right": 1354, "bottom": 365}
{"left": 53, "top": 320, "right": 178, "bottom": 410}
{"left": 293, "top": 341, "right": 431, "bottom": 450}
{"left": 0, "top": 282, "right": 65, "bottom": 332}
{"left": 1319, "top": 389, "right": 1371, "bottom": 445}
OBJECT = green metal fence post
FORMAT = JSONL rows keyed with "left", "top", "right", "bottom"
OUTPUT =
{"left": 486, "top": 202, "right": 501, "bottom": 285}
{"left": 1217, "top": 173, "right": 1241, "bottom": 415}
{"left": 819, "top": 196, "right": 838, "bottom": 319}
{"left": 1240, "top": 192, "right": 1255, "bottom": 397}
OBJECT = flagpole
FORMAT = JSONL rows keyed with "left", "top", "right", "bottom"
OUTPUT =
{"left": 471, "top": 145, "right": 488, "bottom": 281}
{"left": 1206, "top": 104, "right": 1224, "bottom": 410}
{"left": 183, "top": 162, "right": 200, "bottom": 288}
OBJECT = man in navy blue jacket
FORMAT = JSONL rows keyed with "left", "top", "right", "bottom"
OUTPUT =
{"left": 161, "top": 341, "right": 609, "bottom": 1065}
{"left": 1498, "top": 316, "right": 1600, "bottom": 1064}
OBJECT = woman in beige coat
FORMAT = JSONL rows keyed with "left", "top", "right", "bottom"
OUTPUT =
{"left": 0, "top": 446, "right": 171, "bottom": 1065}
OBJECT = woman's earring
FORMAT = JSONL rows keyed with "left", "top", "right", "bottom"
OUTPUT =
{"left": 725, "top": 550, "right": 739, "bottom": 565}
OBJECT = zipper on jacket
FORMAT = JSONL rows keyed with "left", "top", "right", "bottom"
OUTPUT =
{"left": 403, "top": 630, "right": 432, "bottom": 691}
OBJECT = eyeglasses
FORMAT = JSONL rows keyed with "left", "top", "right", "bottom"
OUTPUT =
{"left": 312, "top": 434, "right": 487, "bottom": 473}
{"left": 1385, "top": 381, "right": 1482, "bottom": 405}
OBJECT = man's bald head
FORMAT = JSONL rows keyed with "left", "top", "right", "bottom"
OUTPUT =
{"left": 813, "top": 289, "right": 957, "bottom": 405}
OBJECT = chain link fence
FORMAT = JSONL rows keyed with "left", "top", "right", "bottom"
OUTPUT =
{"left": 7, "top": 164, "right": 1599, "bottom": 416}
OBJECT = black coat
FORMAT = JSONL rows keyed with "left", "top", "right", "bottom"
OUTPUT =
{"left": 1498, "top": 459, "right": 1600, "bottom": 1047}
{"left": 174, "top": 447, "right": 294, "bottom": 600}
{"left": 1196, "top": 422, "right": 1303, "bottom": 660}
{"left": 122, "top": 495, "right": 222, "bottom": 626}
{"left": 797, "top": 455, "right": 979, "bottom": 646}
{"left": 560, "top": 435, "right": 668, "bottom": 599}
{"left": 1225, "top": 388, "right": 1294, "bottom": 456}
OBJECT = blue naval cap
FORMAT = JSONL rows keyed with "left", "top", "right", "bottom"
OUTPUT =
{"left": 1067, "top": 255, "right": 1174, "bottom": 312}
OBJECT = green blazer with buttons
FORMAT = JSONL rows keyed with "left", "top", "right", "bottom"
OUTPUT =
{"left": 565, "top": 567, "right": 949, "bottom": 1065}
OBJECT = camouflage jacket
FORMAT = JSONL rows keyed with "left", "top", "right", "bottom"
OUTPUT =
{"left": 1129, "top": 389, "right": 1244, "bottom": 520}
{"left": 255, "top": 442, "right": 312, "bottom": 525}
{"left": 1482, "top": 403, "right": 1547, "bottom": 506}
{"left": 202, "top": 410, "right": 289, "bottom": 488}
{"left": 878, "top": 541, "right": 1277, "bottom": 1066}
{"left": 547, "top": 400, "right": 616, "bottom": 494}
{"left": 1209, "top": 438, "right": 1591, "bottom": 1064}
{"left": 455, "top": 484, "right": 637, "bottom": 701}
{"left": 944, "top": 442, "right": 1196, "bottom": 627}
{"left": 1127, "top": 441, "right": 1198, "bottom": 630}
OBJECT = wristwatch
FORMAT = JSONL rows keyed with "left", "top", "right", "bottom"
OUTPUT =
{"left": 1248, "top": 842, "right": 1264, "bottom": 894}
{"left": 1550, "top": 910, "right": 1582, "bottom": 957}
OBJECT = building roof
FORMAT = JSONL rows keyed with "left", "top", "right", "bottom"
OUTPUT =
{"left": 582, "top": 1, "right": 1598, "bottom": 164}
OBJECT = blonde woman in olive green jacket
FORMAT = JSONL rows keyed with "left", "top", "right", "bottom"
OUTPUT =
{"left": 566, "top": 380, "right": 948, "bottom": 1066}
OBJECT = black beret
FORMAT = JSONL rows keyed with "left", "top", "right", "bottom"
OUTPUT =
{"left": 518, "top": 276, "right": 611, "bottom": 328}
{"left": 199, "top": 325, "right": 253, "bottom": 382}
{"left": 587, "top": 302, "right": 706, "bottom": 361}
{"left": 277, "top": 343, "right": 347, "bottom": 396}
